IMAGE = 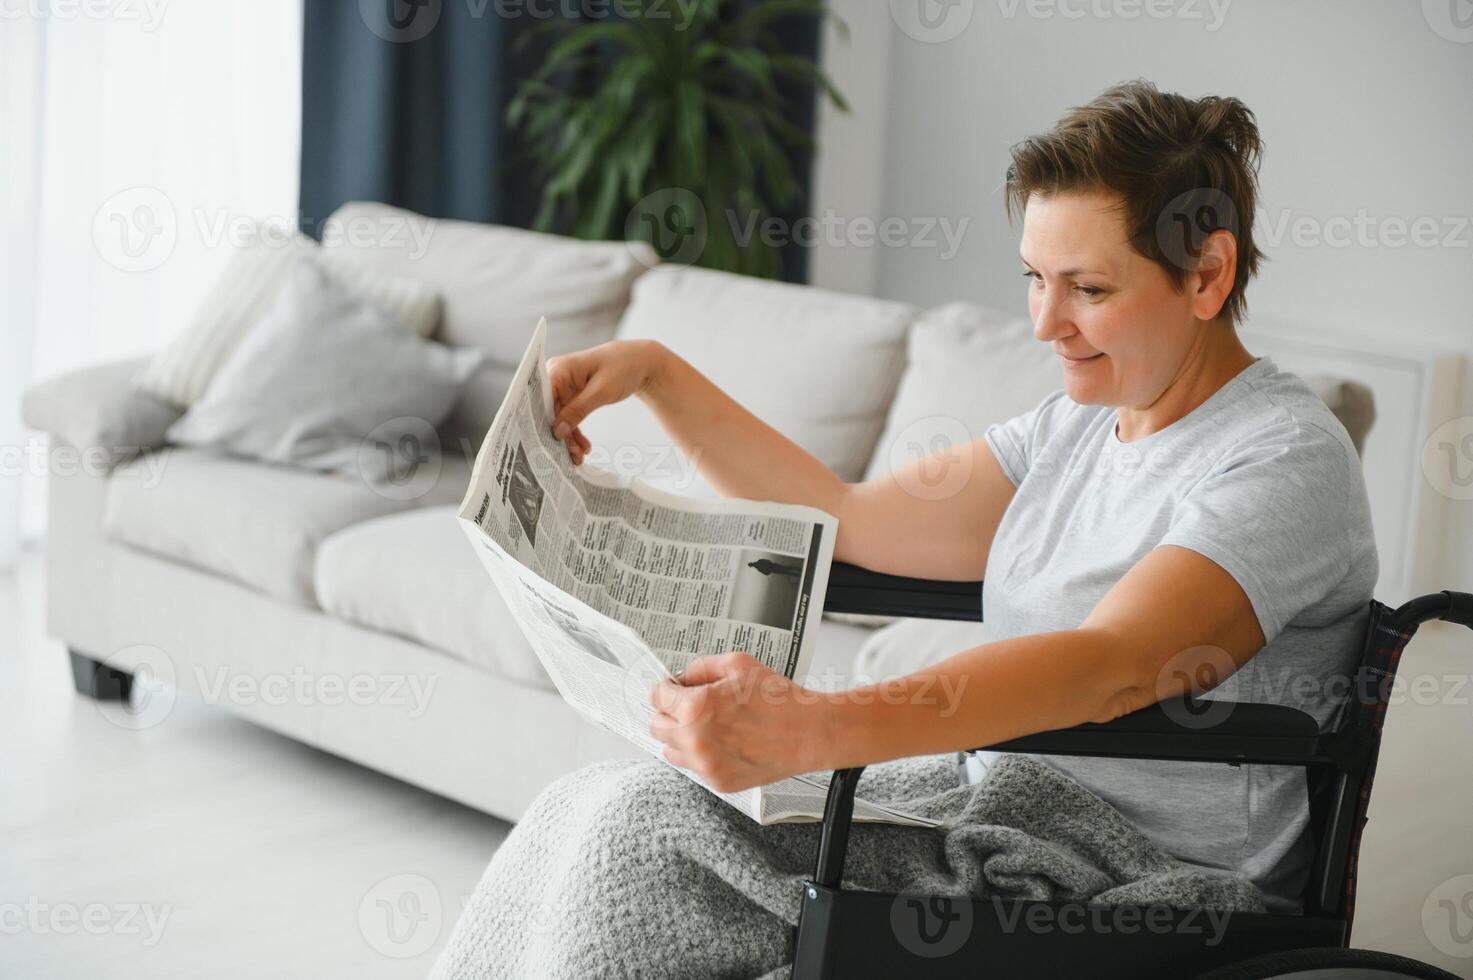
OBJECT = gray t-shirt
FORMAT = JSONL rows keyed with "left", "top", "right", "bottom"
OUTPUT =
{"left": 974, "top": 356, "right": 1378, "bottom": 911}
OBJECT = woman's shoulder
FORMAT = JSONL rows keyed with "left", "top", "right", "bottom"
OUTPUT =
{"left": 1218, "top": 359, "right": 1362, "bottom": 467}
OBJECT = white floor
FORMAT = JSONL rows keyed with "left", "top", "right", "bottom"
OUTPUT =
{"left": 4, "top": 548, "right": 1473, "bottom": 978}
{"left": 1, "top": 550, "right": 511, "bottom": 980}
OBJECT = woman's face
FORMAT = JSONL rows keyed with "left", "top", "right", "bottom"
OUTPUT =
{"left": 1020, "top": 190, "right": 1203, "bottom": 409}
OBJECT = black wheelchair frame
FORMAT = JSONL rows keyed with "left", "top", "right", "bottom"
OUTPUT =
{"left": 790, "top": 563, "right": 1473, "bottom": 979}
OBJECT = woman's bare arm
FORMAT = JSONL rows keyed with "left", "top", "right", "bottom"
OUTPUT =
{"left": 632, "top": 345, "right": 1018, "bottom": 581}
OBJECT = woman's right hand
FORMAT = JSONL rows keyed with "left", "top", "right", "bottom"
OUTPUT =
{"left": 546, "top": 340, "right": 667, "bottom": 466}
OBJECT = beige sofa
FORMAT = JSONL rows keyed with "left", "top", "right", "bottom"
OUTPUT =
{"left": 20, "top": 202, "right": 1376, "bottom": 822}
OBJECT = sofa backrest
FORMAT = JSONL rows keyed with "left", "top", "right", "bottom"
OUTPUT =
{"left": 858, "top": 301, "right": 1379, "bottom": 489}
{"left": 577, "top": 266, "right": 916, "bottom": 494}
{"left": 860, "top": 301, "right": 1060, "bottom": 484}
{"left": 322, "top": 201, "right": 657, "bottom": 446}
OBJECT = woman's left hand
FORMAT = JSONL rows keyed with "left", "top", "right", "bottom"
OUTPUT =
{"left": 649, "top": 652, "right": 834, "bottom": 793}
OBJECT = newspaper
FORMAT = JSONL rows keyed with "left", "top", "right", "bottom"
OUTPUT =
{"left": 457, "top": 320, "right": 936, "bottom": 828}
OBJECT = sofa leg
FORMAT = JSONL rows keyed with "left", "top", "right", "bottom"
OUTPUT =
{"left": 68, "top": 648, "right": 133, "bottom": 701}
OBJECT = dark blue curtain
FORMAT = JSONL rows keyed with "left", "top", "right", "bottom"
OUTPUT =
{"left": 299, "top": 1, "right": 821, "bottom": 282}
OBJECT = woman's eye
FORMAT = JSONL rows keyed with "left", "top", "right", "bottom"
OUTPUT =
{"left": 1075, "top": 285, "right": 1103, "bottom": 297}
{"left": 1023, "top": 271, "right": 1043, "bottom": 287}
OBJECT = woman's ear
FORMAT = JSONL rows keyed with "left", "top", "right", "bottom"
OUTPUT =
{"left": 1190, "top": 229, "right": 1239, "bottom": 322}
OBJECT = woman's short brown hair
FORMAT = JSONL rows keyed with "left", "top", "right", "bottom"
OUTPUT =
{"left": 1006, "top": 79, "right": 1265, "bottom": 325}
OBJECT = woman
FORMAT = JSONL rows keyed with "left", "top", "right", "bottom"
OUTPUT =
{"left": 436, "top": 80, "right": 1377, "bottom": 976}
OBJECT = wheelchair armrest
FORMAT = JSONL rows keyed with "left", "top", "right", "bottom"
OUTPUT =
{"left": 983, "top": 699, "right": 1329, "bottom": 766}
{"left": 823, "top": 562, "right": 983, "bottom": 622}
{"left": 809, "top": 700, "right": 1333, "bottom": 888}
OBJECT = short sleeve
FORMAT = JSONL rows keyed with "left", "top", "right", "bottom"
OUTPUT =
{"left": 1157, "top": 421, "right": 1363, "bottom": 645}
{"left": 982, "top": 389, "right": 1071, "bottom": 488}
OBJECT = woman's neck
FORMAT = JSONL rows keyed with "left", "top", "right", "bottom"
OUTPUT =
{"left": 1115, "top": 327, "right": 1257, "bottom": 444}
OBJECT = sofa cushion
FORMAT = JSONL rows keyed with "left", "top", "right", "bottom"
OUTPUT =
{"left": 102, "top": 448, "right": 471, "bottom": 607}
{"left": 1300, "top": 375, "right": 1376, "bottom": 456}
{"left": 138, "top": 224, "right": 445, "bottom": 408}
{"left": 320, "top": 202, "right": 657, "bottom": 448}
{"left": 315, "top": 506, "right": 553, "bottom": 690}
{"left": 316, "top": 503, "right": 880, "bottom": 691}
{"left": 165, "top": 255, "right": 483, "bottom": 480}
{"left": 21, "top": 357, "right": 182, "bottom": 462}
{"left": 578, "top": 267, "right": 915, "bottom": 493}
{"left": 861, "top": 301, "right": 1061, "bottom": 483}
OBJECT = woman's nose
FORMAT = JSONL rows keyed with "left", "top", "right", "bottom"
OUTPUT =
{"left": 1031, "top": 288, "right": 1071, "bottom": 342}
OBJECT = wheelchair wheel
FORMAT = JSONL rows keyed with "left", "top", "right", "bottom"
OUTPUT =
{"left": 1190, "top": 947, "right": 1458, "bottom": 980}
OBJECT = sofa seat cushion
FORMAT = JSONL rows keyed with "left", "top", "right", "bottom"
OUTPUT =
{"left": 315, "top": 504, "right": 882, "bottom": 692}
{"left": 102, "top": 448, "right": 470, "bottom": 607}
{"left": 315, "top": 506, "right": 552, "bottom": 690}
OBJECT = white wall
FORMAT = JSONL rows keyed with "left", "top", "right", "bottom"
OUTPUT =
{"left": 812, "top": 0, "right": 1473, "bottom": 594}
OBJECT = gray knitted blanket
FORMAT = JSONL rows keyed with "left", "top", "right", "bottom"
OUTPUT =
{"left": 430, "top": 754, "right": 1264, "bottom": 980}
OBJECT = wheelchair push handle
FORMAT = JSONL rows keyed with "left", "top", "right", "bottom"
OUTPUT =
{"left": 1393, "top": 590, "right": 1473, "bottom": 631}
{"left": 1442, "top": 591, "right": 1473, "bottom": 630}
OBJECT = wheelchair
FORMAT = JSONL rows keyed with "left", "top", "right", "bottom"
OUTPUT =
{"left": 792, "top": 563, "right": 1473, "bottom": 979}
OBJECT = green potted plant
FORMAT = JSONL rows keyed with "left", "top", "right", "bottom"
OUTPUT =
{"left": 508, "top": 0, "right": 847, "bottom": 279}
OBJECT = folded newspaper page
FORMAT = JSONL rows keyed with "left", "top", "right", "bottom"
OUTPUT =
{"left": 457, "top": 319, "right": 936, "bottom": 828}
